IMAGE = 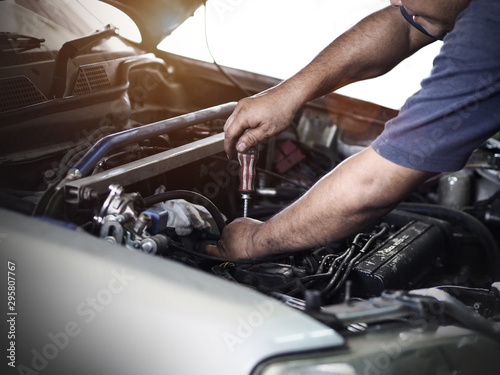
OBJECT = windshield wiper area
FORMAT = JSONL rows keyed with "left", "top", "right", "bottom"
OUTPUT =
{"left": 0, "top": 32, "right": 45, "bottom": 52}
{"left": 49, "top": 24, "right": 118, "bottom": 98}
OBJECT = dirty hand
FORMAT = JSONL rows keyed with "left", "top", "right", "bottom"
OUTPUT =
{"left": 223, "top": 85, "right": 301, "bottom": 159}
{"left": 206, "top": 217, "right": 263, "bottom": 260}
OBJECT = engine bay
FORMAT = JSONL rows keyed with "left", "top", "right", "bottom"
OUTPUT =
{"left": 1, "top": 27, "right": 500, "bottom": 340}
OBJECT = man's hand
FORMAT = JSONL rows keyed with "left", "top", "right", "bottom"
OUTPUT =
{"left": 222, "top": 6, "right": 435, "bottom": 160}
{"left": 223, "top": 85, "right": 301, "bottom": 159}
{"left": 206, "top": 217, "right": 263, "bottom": 259}
{"left": 209, "top": 147, "right": 435, "bottom": 260}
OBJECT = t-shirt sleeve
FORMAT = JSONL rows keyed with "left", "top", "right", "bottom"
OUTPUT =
{"left": 371, "top": 0, "right": 500, "bottom": 173}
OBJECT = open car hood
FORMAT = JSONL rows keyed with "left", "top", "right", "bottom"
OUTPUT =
{"left": 102, "top": 0, "right": 205, "bottom": 45}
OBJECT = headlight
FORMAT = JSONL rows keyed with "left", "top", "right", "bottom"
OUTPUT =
{"left": 254, "top": 326, "right": 500, "bottom": 375}
{"left": 257, "top": 361, "right": 356, "bottom": 375}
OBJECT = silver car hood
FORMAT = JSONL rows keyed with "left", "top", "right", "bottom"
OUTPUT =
{"left": 0, "top": 208, "right": 344, "bottom": 374}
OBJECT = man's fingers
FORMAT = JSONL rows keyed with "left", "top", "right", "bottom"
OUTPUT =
{"left": 224, "top": 97, "right": 271, "bottom": 158}
{"left": 225, "top": 121, "right": 263, "bottom": 159}
{"left": 223, "top": 91, "right": 292, "bottom": 158}
{"left": 236, "top": 128, "right": 262, "bottom": 153}
{"left": 224, "top": 108, "right": 248, "bottom": 159}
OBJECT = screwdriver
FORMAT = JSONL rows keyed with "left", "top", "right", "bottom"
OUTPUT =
{"left": 238, "top": 146, "right": 259, "bottom": 217}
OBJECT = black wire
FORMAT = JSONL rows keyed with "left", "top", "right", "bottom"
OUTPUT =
{"left": 168, "top": 240, "right": 252, "bottom": 263}
{"left": 320, "top": 244, "right": 357, "bottom": 296}
{"left": 299, "top": 250, "right": 350, "bottom": 284}
{"left": 256, "top": 167, "right": 310, "bottom": 190}
{"left": 203, "top": 2, "right": 251, "bottom": 97}
{"left": 325, "top": 225, "right": 389, "bottom": 297}
{"left": 167, "top": 239, "right": 289, "bottom": 265}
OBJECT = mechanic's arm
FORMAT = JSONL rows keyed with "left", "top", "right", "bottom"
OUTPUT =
{"left": 224, "top": 5, "right": 435, "bottom": 158}
{"left": 207, "top": 147, "right": 435, "bottom": 259}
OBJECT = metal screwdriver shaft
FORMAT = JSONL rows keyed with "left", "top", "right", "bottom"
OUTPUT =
{"left": 242, "top": 194, "right": 250, "bottom": 218}
{"left": 238, "top": 146, "right": 258, "bottom": 217}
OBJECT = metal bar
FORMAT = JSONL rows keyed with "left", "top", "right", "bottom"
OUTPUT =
{"left": 70, "top": 101, "right": 237, "bottom": 177}
{"left": 64, "top": 132, "right": 224, "bottom": 204}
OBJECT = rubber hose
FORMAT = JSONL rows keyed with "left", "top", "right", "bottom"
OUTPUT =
{"left": 0, "top": 191, "right": 35, "bottom": 215}
{"left": 398, "top": 202, "right": 500, "bottom": 280}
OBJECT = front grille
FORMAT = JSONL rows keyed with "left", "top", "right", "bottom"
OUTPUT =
{"left": 73, "top": 65, "right": 110, "bottom": 95}
{"left": 0, "top": 76, "right": 47, "bottom": 112}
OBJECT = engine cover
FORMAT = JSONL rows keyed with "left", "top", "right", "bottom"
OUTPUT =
{"left": 352, "top": 219, "right": 446, "bottom": 296}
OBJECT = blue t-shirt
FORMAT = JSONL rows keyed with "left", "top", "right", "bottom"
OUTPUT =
{"left": 372, "top": 0, "right": 500, "bottom": 172}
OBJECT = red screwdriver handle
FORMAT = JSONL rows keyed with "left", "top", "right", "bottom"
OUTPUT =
{"left": 238, "top": 147, "right": 258, "bottom": 193}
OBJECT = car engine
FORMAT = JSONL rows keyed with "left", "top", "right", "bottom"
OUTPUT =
{"left": 1, "top": 19, "right": 500, "bottom": 343}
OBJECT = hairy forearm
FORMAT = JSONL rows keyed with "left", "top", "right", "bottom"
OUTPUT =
{"left": 248, "top": 147, "right": 434, "bottom": 257}
{"left": 279, "top": 6, "right": 434, "bottom": 110}
{"left": 222, "top": 6, "right": 434, "bottom": 159}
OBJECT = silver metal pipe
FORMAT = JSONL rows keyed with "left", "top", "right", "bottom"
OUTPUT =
{"left": 70, "top": 102, "right": 237, "bottom": 177}
{"left": 64, "top": 133, "right": 225, "bottom": 204}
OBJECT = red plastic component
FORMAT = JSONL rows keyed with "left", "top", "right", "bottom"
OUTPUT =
{"left": 273, "top": 140, "right": 305, "bottom": 174}
{"left": 238, "top": 147, "right": 258, "bottom": 193}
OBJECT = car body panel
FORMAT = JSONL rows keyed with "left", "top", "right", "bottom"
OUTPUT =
{"left": 0, "top": 208, "right": 344, "bottom": 374}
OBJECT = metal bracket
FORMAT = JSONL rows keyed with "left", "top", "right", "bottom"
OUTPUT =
{"left": 64, "top": 132, "right": 224, "bottom": 204}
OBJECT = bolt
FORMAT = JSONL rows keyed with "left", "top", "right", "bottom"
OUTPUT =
{"left": 133, "top": 213, "right": 151, "bottom": 235}
{"left": 44, "top": 169, "right": 56, "bottom": 181}
{"left": 141, "top": 239, "right": 157, "bottom": 255}
{"left": 82, "top": 187, "right": 98, "bottom": 200}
